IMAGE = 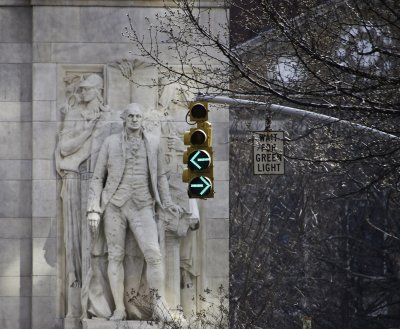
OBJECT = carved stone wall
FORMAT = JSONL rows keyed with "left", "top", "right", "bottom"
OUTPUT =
{"left": 0, "top": 2, "right": 229, "bottom": 329}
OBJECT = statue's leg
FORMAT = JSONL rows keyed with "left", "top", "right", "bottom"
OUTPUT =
{"left": 104, "top": 204, "right": 127, "bottom": 320}
{"left": 126, "top": 205, "right": 172, "bottom": 322}
{"left": 61, "top": 173, "right": 82, "bottom": 288}
{"left": 127, "top": 206, "right": 163, "bottom": 291}
{"left": 61, "top": 174, "right": 83, "bottom": 319}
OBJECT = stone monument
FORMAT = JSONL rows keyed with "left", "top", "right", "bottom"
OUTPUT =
{"left": 0, "top": 3, "right": 228, "bottom": 329}
{"left": 55, "top": 62, "right": 206, "bottom": 329}
{"left": 56, "top": 72, "right": 118, "bottom": 320}
{"left": 83, "top": 102, "right": 181, "bottom": 322}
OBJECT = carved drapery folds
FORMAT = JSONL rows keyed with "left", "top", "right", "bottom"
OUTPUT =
{"left": 56, "top": 62, "right": 200, "bottom": 326}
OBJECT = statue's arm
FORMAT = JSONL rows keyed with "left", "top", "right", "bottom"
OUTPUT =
{"left": 87, "top": 138, "right": 109, "bottom": 214}
{"left": 156, "top": 144, "right": 173, "bottom": 208}
{"left": 59, "top": 115, "right": 97, "bottom": 157}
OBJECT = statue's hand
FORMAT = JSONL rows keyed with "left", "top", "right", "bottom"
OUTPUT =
{"left": 87, "top": 212, "right": 101, "bottom": 232}
{"left": 165, "top": 204, "right": 182, "bottom": 217}
{"left": 84, "top": 112, "right": 101, "bottom": 130}
{"left": 167, "top": 135, "right": 185, "bottom": 152}
{"left": 167, "top": 136, "right": 177, "bottom": 150}
{"left": 189, "top": 219, "right": 200, "bottom": 231}
{"left": 89, "top": 114, "right": 101, "bottom": 127}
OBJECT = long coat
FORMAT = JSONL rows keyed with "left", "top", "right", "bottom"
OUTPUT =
{"left": 82, "top": 130, "right": 173, "bottom": 320}
{"left": 87, "top": 130, "right": 172, "bottom": 214}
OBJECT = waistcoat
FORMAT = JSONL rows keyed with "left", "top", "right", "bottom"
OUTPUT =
{"left": 110, "top": 139, "right": 153, "bottom": 208}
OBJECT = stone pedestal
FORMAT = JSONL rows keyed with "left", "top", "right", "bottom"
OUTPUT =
{"left": 164, "top": 232, "right": 181, "bottom": 311}
{"left": 180, "top": 282, "right": 196, "bottom": 316}
{"left": 64, "top": 317, "right": 81, "bottom": 329}
{"left": 82, "top": 319, "right": 159, "bottom": 329}
{"left": 66, "top": 285, "right": 82, "bottom": 318}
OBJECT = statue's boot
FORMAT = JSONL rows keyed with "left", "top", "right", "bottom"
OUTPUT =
{"left": 153, "top": 298, "right": 173, "bottom": 323}
{"left": 110, "top": 308, "right": 127, "bottom": 321}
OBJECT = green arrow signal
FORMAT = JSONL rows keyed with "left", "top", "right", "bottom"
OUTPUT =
{"left": 189, "top": 150, "right": 211, "bottom": 170}
{"left": 190, "top": 176, "right": 212, "bottom": 196}
{"left": 199, "top": 176, "right": 211, "bottom": 195}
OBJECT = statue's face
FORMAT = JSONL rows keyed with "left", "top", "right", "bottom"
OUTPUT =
{"left": 81, "top": 86, "right": 98, "bottom": 103}
{"left": 125, "top": 107, "right": 143, "bottom": 131}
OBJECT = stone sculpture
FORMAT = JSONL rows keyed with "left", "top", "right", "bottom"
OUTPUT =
{"left": 55, "top": 72, "right": 124, "bottom": 323}
{"left": 56, "top": 73, "right": 108, "bottom": 289}
{"left": 158, "top": 83, "right": 200, "bottom": 290}
{"left": 84, "top": 103, "right": 181, "bottom": 321}
{"left": 55, "top": 64, "right": 202, "bottom": 326}
{"left": 140, "top": 83, "right": 201, "bottom": 318}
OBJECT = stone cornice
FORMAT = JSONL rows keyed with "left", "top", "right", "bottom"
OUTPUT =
{"left": 0, "top": 0, "right": 30, "bottom": 5}
{"left": 29, "top": 0, "right": 226, "bottom": 7}
{"left": 0, "top": 0, "right": 226, "bottom": 7}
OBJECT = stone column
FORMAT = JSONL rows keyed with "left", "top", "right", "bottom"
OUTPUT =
{"left": 164, "top": 231, "right": 181, "bottom": 312}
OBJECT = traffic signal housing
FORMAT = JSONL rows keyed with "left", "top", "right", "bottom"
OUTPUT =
{"left": 182, "top": 102, "right": 214, "bottom": 199}
{"left": 189, "top": 102, "right": 209, "bottom": 122}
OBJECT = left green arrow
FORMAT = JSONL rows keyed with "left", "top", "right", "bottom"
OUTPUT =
{"left": 188, "top": 150, "right": 211, "bottom": 171}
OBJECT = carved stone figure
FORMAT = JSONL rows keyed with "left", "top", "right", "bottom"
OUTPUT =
{"left": 157, "top": 83, "right": 201, "bottom": 315}
{"left": 135, "top": 83, "right": 201, "bottom": 318}
{"left": 56, "top": 74, "right": 108, "bottom": 290}
{"left": 84, "top": 103, "right": 181, "bottom": 322}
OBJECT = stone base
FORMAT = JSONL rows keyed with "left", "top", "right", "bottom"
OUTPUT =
{"left": 82, "top": 319, "right": 160, "bottom": 329}
{"left": 64, "top": 317, "right": 81, "bottom": 329}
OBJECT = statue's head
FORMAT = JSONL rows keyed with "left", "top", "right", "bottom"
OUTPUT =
{"left": 121, "top": 103, "right": 144, "bottom": 131}
{"left": 79, "top": 74, "right": 103, "bottom": 103}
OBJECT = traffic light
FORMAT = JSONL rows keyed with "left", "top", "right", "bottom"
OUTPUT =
{"left": 182, "top": 102, "right": 214, "bottom": 198}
